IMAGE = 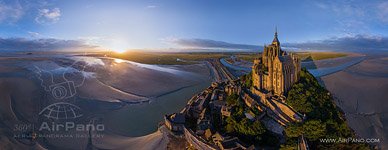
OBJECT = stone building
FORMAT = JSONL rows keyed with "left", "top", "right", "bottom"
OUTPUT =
{"left": 220, "top": 106, "right": 231, "bottom": 117}
{"left": 252, "top": 30, "right": 301, "bottom": 96}
{"left": 212, "top": 132, "right": 248, "bottom": 150}
{"left": 164, "top": 113, "right": 185, "bottom": 132}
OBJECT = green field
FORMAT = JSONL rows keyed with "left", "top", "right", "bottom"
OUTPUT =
{"left": 295, "top": 52, "right": 348, "bottom": 62}
{"left": 92, "top": 51, "right": 348, "bottom": 65}
{"left": 105, "top": 51, "right": 229, "bottom": 65}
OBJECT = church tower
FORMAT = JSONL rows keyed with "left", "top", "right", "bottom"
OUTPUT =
{"left": 252, "top": 29, "right": 301, "bottom": 96}
{"left": 272, "top": 27, "right": 280, "bottom": 47}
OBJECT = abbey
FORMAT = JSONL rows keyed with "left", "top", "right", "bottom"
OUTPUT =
{"left": 252, "top": 30, "right": 301, "bottom": 96}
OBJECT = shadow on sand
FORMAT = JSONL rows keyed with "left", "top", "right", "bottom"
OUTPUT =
{"left": 301, "top": 56, "right": 327, "bottom": 88}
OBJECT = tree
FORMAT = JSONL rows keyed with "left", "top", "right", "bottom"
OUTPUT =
{"left": 225, "top": 117, "right": 236, "bottom": 133}
{"left": 234, "top": 118, "right": 265, "bottom": 137}
{"left": 241, "top": 72, "right": 252, "bottom": 87}
{"left": 226, "top": 93, "right": 239, "bottom": 106}
{"left": 224, "top": 113, "right": 266, "bottom": 144}
{"left": 285, "top": 123, "right": 303, "bottom": 138}
{"left": 283, "top": 69, "right": 369, "bottom": 148}
{"left": 303, "top": 120, "right": 326, "bottom": 141}
{"left": 285, "top": 120, "right": 326, "bottom": 141}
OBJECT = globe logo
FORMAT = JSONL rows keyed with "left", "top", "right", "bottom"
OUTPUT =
{"left": 39, "top": 102, "right": 83, "bottom": 120}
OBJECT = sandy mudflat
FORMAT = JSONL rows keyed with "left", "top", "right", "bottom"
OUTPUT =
{"left": 321, "top": 53, "right": 388, "bottom": 149}
{"left": 0, "top": 77, "right": 45, "bottom": 150}
{"left": 0, "top": 54, "right": 211, "bottom": 149}
{"left": 93, "top": 126, "right": 170, "bottom": 150}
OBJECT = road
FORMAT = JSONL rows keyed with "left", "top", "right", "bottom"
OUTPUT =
{"left": 207, "top": 59, "right": 236, "bottom": 82}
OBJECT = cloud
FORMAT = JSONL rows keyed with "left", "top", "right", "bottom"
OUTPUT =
{"left": 0, "top": 37, "right": 99, "bottom": 52}
{"left": 314, "top": 1, "right": 367, "bottom": 18}
{"left": 28, "top": 31, "right": 41, "bottom": 38}
{"left": 377, "top": 1, "right": 388, "bottom": 23}
{"left": 284, "top": 35, "right": 388, "bottom": 52}
{"left": 314, "top": 0, "right": 388, "bottom": 32}
{"left": 35, "top": 8, "right": 61, "bottom": 24}
{"left": 146, "top": 5, "right": 157, "bottom": 9}
{"left": 167, "top": 38, "right": 261, "bottom": 51}
{"left": 313, "top": 1, "right": 371, "bottom": 34}
{"left": 0, "top": 1, "right": 24, "bottom": 23}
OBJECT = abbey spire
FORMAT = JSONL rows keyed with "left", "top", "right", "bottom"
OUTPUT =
{"left": 272, "top": 27, "right": 280, "bottom": 46}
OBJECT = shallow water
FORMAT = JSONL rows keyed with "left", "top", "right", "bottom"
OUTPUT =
{"left": 220, "top": 58, "right": 251, "bottom": 72}
{"left": 101, "top": 81, "right": 211, "bottom": 137}
{"left": 308, "top": 57, "right": 365, "bottom": 77}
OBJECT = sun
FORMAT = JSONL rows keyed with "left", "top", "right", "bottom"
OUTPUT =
{"left": 112, "top": 49, "right": 126, "bottom": 53}
{"left": 109, "top": 45, "right": 128, "bottom": 53}
{"left": 102, "top": 39, "right": 130, "bottom": 54}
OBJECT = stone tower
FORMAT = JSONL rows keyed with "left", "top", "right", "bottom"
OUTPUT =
{"left": 252, "top": 30, "right": 300, "bottom": 96}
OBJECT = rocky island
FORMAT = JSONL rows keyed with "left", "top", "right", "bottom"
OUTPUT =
{"left": 164, "top": 32, "right": 370, "bottom": 150}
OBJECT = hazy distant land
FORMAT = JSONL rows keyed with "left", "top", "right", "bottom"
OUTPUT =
{"left": 89, "top": 51, "right": 348, "bottom": 65}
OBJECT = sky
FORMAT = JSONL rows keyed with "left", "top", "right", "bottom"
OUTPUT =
{"left": 0, "top": 0, "right": 387, "bottom": 52}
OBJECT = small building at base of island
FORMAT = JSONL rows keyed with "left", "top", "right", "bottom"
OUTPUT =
{"left": 164, "top": 113, "right": 185, "bottom": 133}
